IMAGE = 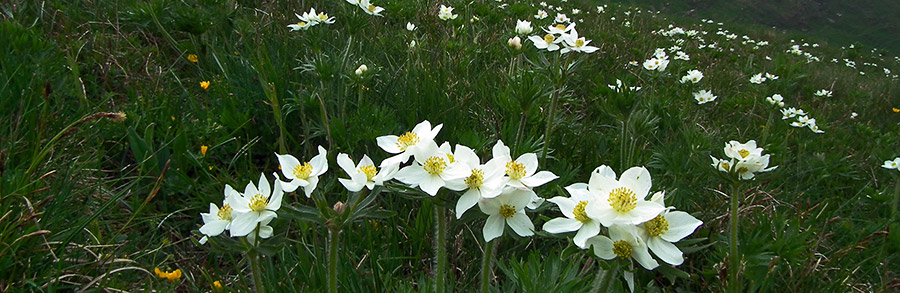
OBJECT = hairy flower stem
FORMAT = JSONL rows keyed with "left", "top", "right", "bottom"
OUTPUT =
{"left": 589, "top": 261, "right": 618, "bottom": 293}
{"left": 328, "top": 228, "right": 340, "bottom": 293}
{"left": 514, "top": 113, "right": 527, "bottom": 155}
{"left": 728, "top": 183, "right": 743, "bottom": 293}
{"left": 541, "top": 88, "right": 559, "bottom": 163}
{"left": 434, "top": 204, "right": 448, "bottom": 293}
{"left": 479, "top": 239, "right": 497, "bottom": 293}
{"left": 892, "top": 178, "right": 900, "bottom": 222}
{"left": 249, "top": 224, "right": 265, "bottom": 293}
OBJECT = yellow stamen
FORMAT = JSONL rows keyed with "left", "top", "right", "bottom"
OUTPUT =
{"left": 608, "top": 187, "right": 637, "bottom": 213}
{"left": 424, "top": 156, "right": 447, "bottom": 175}
{"left": 738, "top": 149, "right": 750, "bottom": 158}
{"left": 612, "top": 240, "right": 632, "bottom": 259}
{"left": 360, "top": 165, "right": 377, "bottom": 181}
{"left": 217, "top": 204, "right": 233, "bottom": 221}
{"left": 293, "top": 162, "right": 313, "bottom": 180}
{"left": 506, "top": 161, "right": 526, "bottom": 180}
{"left": 644, "top": 214, "right": 669, "bottom": 237}
{"left": 465, "top": 169, "right": 484, "bottom": 189}
{"left": 499, "top": 204, "right": 516, "bottom": 218}
{"left": 396, "top": 132, "right": 420, "bottom": 151}
{"left": 575, "top": 39, "right": 585, "bottom": 47}
{"left": 573, "top": 201, "right": 590, "bottom": 223}
{"left": 248, "top": 194, "right": 268, "bottom": 212}
{"left": 543, "top": 34, "right": 555, "bottom": 44}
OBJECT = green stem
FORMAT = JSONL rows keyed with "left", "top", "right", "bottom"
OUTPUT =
{"left": 328, "top": 228, "right": 340, "bottom": 293}
{"left": 513, "top": 113, "right": 527, "bottom": 155}
{"left": 434, "top": 204, "right": 448, "bottom": 293}
{"left": 479, "top": 239, "right": 496, "bottom": 293}
{"left": 357, "top": 84, "right": 365, "bottom": 111}
{"left": 541, "top": 88, "right": 559, "bottom": 163}
{"left": 728, "top": 183, "right": 742, "bottom": 293}
{"left": 316, "top": 93, "right": 335, "bottom": 151}
{"left": 892, "top": 178, "right": 900, "bottom": 222}
{"left": 249, "top": 224, "right": 265, "bottom": 293}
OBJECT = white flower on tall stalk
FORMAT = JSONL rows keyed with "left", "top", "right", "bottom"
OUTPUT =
{"left": 642, "top": 58, "right": 669, "bottom": 72}
{"left": 559, "top": 27, "right": 598, "bottom": 54}
{"left": 487, "top": 140, "right": 558, "bottom": 191}
{"left": 199, "top": 186, "right": 240, "bottom": 244}
{"left": 444, "top": 145, "right": 505, "bottom": 218}
{"left": 584, "top": 165, "right": 665, "bottom": 227}
{"left": 554, "top": 13, "right": 570, "bottom": 23}
{"left": 808, "top": 123, "right": 825, "bottom": 134}
{"left": 314, "top": 11, "right": 336, "bottom": 24}
{"left": 287, "top": 13, "right": 315, "bottom": 31}
{"left": 359, "top": 0, "right": 385, "bottom": 16}
{"left": 766, "top": 94, "right": 784, "bottom": 107}
{"left": 713, "top": 140, "right": 777, "bottom": 180}
{"left": 227, "top": 173, "right": 284, "bottom": 237}
{"left": 723, "top": 140, "right": 763, "bottom": 161}
{"left": 543, "top": 183, "right": 602, "bottom": 248}
{"left": 275, "top": 146, "right": 328, "bottom": 197}
{"left": 693, "top": 90, "right": 717, "bottom": 104}
{"left": 479, "top": 187, "right": 535, "bottom": 242}
{"left": 814, "top": 89, "right": 833, "bottom": 97}
{"left": 534, "top": 10, "right": 549, "bottom": 19}
{"left": 680, "top": 70, "right": 704, "bottom": 84}
{"left": 544, "top": 22, "right": 575, "bottom": 35}
{"left": 586, "top": 224, "right": 659, "bottom": 270}
{"left": 515, "top": 19, "right": 533, "bottom": 35}
{"left": 642, "top": 192, "right": 703, "bottom": 265}
{"left": 882, "top": 158, "right": 900, "bottom": 170}
{"left": 749, "top": 73, "right": 766, "bottom": 84}
{"left": 781, "top": 107, "right": 799, "bottom": 120}
{"left": 393, "top": 141, "right": 468, "bottom": 196}
{"left": 528, "top": 33, "right": 562, "bottom": 51}
{"left": 377, "top": 120, "right": 443, "bottom": 167}
{"left": 438, "top": 5, "right": 458, "bottom": 20}
{"left": 337, "top": 153, "right": 398, "bottom": 192}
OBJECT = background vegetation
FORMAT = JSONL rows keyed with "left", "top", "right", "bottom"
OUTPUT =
{"left": 1, "top": 0, "right": 899, "bottom": 291}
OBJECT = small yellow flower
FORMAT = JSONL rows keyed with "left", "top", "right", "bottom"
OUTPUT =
{"left": 208, "top": 166, "right": 214, "bottom": 171}
{"left": 187, "top": 54, "right": 199, "bottom": 63}
{"left": 201, "top": 145, "right": 208, "bottom": 157}
{"left": 200, "top": 81, "right": 210, "bottom": 90}
{"left": 212, "top": 280, "right": 223, "bottom": 291}
{"left": 893, "top": 108, "right": 900, "bottom": 113}
{"left": 171, "top": 116, "right": 176, "bottom": 121}
{"left": 154, "top": 268, "right": 182, "bottom": 281}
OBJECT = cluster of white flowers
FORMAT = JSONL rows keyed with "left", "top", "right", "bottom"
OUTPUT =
{"left": 199, "top": 173, "right": 285, "bottom": 244}
{"left": 608, "top": 79, "right": 641, "bottom": 92}
{"left": 288, "top": 8, "right": 336, "bottom": 31}
{"left": 777, "top": 99, "right": 824, "bottom": 134}
{"left": 814, "top": 89, "right": 833, "bottom": 97}
{"left": 438, "top": 5, "right": 458, "bottom": 21}
{"left": 787, "top": 45, "right": 819, "bottom": 63}
{"left": 345, "top": 0, "right": 384, "bottom": 16}
{"left": 642, "top": 48, "right": 670, "bottom": 71}
{"left": 710, "top": 140, "right": 777, "bottom": 180}
{"left": 749, "top": 72, "right": 777, "bottom": 84}
{"left": 543, "top": 166, "right": 702, "bottom": 289}
{"left": 527, "top": 22, "right": 598, "bottom": 54}
{"left": 766, "top": 94, "right": 785, "bottom": 107}
{"left": 693, "top": 90, "right": 717, "bottom": 104}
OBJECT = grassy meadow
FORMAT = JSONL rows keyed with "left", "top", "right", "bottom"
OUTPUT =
{"left": 2, "top": 0, "right": 900, "bottom": 291}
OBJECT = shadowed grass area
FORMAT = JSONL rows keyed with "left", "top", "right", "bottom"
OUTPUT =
{"left": 1, "top": 0, "right": 899, "bottom": 291}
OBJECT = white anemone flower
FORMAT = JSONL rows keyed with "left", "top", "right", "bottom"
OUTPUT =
{"left": 544, "top": 22, "right": 576, "bottom": 35}
{"left": 693, "top": 90, "right": 717, "bottom": 104}
{"left": 680, "top": 69, "right": 704, "bottom": 84}
{"left": 227, "top": 173, "right": 284, "bottom": 237}
{"left": 749, "top": 73, "right": 766, "bottom": 84}
{"left": 723, "top": 140, "right": 763, "bottom": 161}
{"left": 515, "top": 19, "right": 533, "bottom": 35}
{"left": 488, "top": 140, "right": 558, "bottom": 190}
{"left": 642, "top": 192, "right": 703, "bottom": 265}
{"left": 479, "top": 187, "right": 535, "bottom": 242}
{"left": 543, "top": 183, "right": 602, "bottom": 248}
{"left": 287, "top": 13, "right": 315, "bottom": 31}
{"left": 337, "top": 153, "right": 398, "bottom": 192}
{"left": 560, "top": 28, "right": 599, "bottom": 54}
{"left": 528, "top": 34, "right": 562, "bottom": 51}
{"left": 586, "top": 224, "right": 659, "bottom": 270}
{"left": 393, "top": 141, "right": 468, "bottom": 196}
{"left": 275, "top": 146, "right": 328, "bottom": 197}
{"left": 406, "top": 22, "right": 417, "bottom": 31}
{"left": 534, "top": 10, "right": 549, "bottom": 19}
{"left": 199, "top": 186, "right": 240, "bottom": 244}
{"left": 882, "top": 158, "right": 900, "bottom": 170}
{"left": 377, "top": 120, "right": 443, "bottom": 167}
{"left": 438, "top": 5, "right": 458, "bottom": 20}
{"left": 359, "top": 0, "right": 384, "bottom": 16}
{"left": 554, "top": 13, "right": 570, "bottom": 23}
{"left": 734, "top": 154, "right": 776, "bottom": 180}
{"left": 439, "top": 144, "right": 504, "bottom": 218}
{"left": 584, "top": 165, "right": 665, "bottom": 227}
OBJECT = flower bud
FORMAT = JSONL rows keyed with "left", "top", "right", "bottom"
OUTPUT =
{"left": 333, "top": 201, "right": 346, "bottom": 215}
{"left": 508, "top": 36, "right": 522, "bottom": 50}
{"left": 355, "top": 64, "right": 368, "bottom": 76}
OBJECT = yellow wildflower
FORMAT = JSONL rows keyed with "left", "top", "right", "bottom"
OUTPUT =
{"left": 200, "top": 81, "right": 210, "bottom": 90}
{"left": 201, "top": 145, "right": 208, "bottom": 157}
{"left": 187, "top": 54, "right": 199, "bottom": 63}
{"left": 154, "top": 268, "right": 182, "bottom": 281}
{"left": 893, "top": 108, "right": 900, "bottom": 113}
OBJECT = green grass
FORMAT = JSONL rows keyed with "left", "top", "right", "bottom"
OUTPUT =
{"left": 2, "top": 0, "right": 900, "bottom": 291}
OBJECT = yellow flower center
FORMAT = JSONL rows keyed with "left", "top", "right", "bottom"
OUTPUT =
{"left": 505, "top": 160, "right": 526, "bottom": 180}
{"left": 612, "top": 240, "right": 633, "bottom": 259}
{"left": 249, "top": 194, "right": 268, "bottom": 212}
{"left": 644, "top": 214, "right": 669, "bottom": 237}
{"left": 555, "top": 24, "right": 566, "bottom": 30}
{"left": 360, "top": 165, "right": 377, "bottom": 181}
{"left": 368, "top": 4, "right": 376, "bottom": 13}
{"left": 575, "top": 39, "right": 585, "bottom": 47}
{"left": 446, "top": 154, "right": 455, "bottom": 163}
{"left": 318, "top": 13, "right": 327, "bottom": 20}
{"left": 720, "top": 162, "right": 731, "bottom": 171}
{"left": 573, "top": 201, "right": 590, "bottom": 223}
{"left": 424, "top": 156, "right": 447, "bottom": 175}
{"left": 737, "top": 167, "right": 749, "bottom": 174}
{"left": 543, "top": 34, "right": 555, "bottom": 44}
{"left": 465, "top": 169, "right": 484, "bottom": 189}
{"left": 396, "top": 131, "right": 420, "bottom": 151}
{"left": 298, "top": 21, "right": 307, "bottom": 26}
{"left": 293, "top": 162, "right": 313, "bottom": 180}
{"left": 608, "top": 187, "right": 637, "bottom": 213}
{"left": 217, "top": 204, "right": 233, "bottom": 221}
{"left": 499, "top": 204, "right": 516, "bottom": 218}
{"left": 738, "top": 149, "right": 750, "bottom": 158}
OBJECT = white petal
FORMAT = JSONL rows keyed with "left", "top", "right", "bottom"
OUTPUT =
{"left": 483, "top": 214, "right": 505, "bottom": 242}
{"left": 454, "top": 145, "right": 480, "bottom": 167}
{"left": 312, "top": 146, "right": 328, "bottom": 175}
{"left": 491, "top": 140, "right": 510, "bottom": 160}
{"left": 660, "top": 211, "right": 703, "bottom": 242}
{"left": 627, "top": 201, "right": 666, "bottom": 225}
{"left": 586, "top": 235, "right": 616, "bottom": 260}
{"left": 507, "top": 212, "right": 535, "bottom": 237}
{"left": 542, "top": 218, "right": 582, "bottom": 234}
{"left": 521, "top": 171, "right": 558, "bottom": 188}
{"left": 478, "top": 197, "right": 502, "bottom": 215}
{"left": 337, "top": 153, "right": 357, "bottom": 175}
{"left": 548, "top": 196, "right": 576, "bottom": 218}
{"left": 257, "top": 173, "right": 271, "bottom": 201}
{"left": 419, "top": 174, "right": 444, "bottom": 196}
{"left": 456, "top": 189, "right": 481, "bottom": 219}
{"left": 620, "top": 166, "right": 651, "bottom": 198}
{"left": 258, "top": 225, "right": 274, "bottom": 239}
{"left": 573, "top": 221, "right": 601, "bottom": 248}
{"left": 339, "top": 178, "right": 365, "bottom": 192}
{"left": 508, "top": 188, "right": 535, "bottom": 209}
{"left": 267, "top": 179, "right": 283, "bottom": 211}
{"left": 517, "top": 153, "right": 539, "bottom": 177}
{"left": 395, "top": 165, "right": 426, "bottom": 186}
{"left": 376, "top": 135, "right": 402, "bottom": 153}
{"left": 648, "top": 238, "right": 684, "bottom": 265}
{"left": 303, "top": 176, "right": 319, "bottom": 197}
{"left": 199, "top": 220, "right": 229, "bottom": 236}
{"left": 229, "top": 212, "right": 259, "bottom": 237}
{"left": 275, "top": 153, "right": 301, "bottom": 179}
{"left": 258, "top": 210, "right": 278, "bottom": 223}
{"left": 632, "top": 243, "right": 660, "bottom": 270}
